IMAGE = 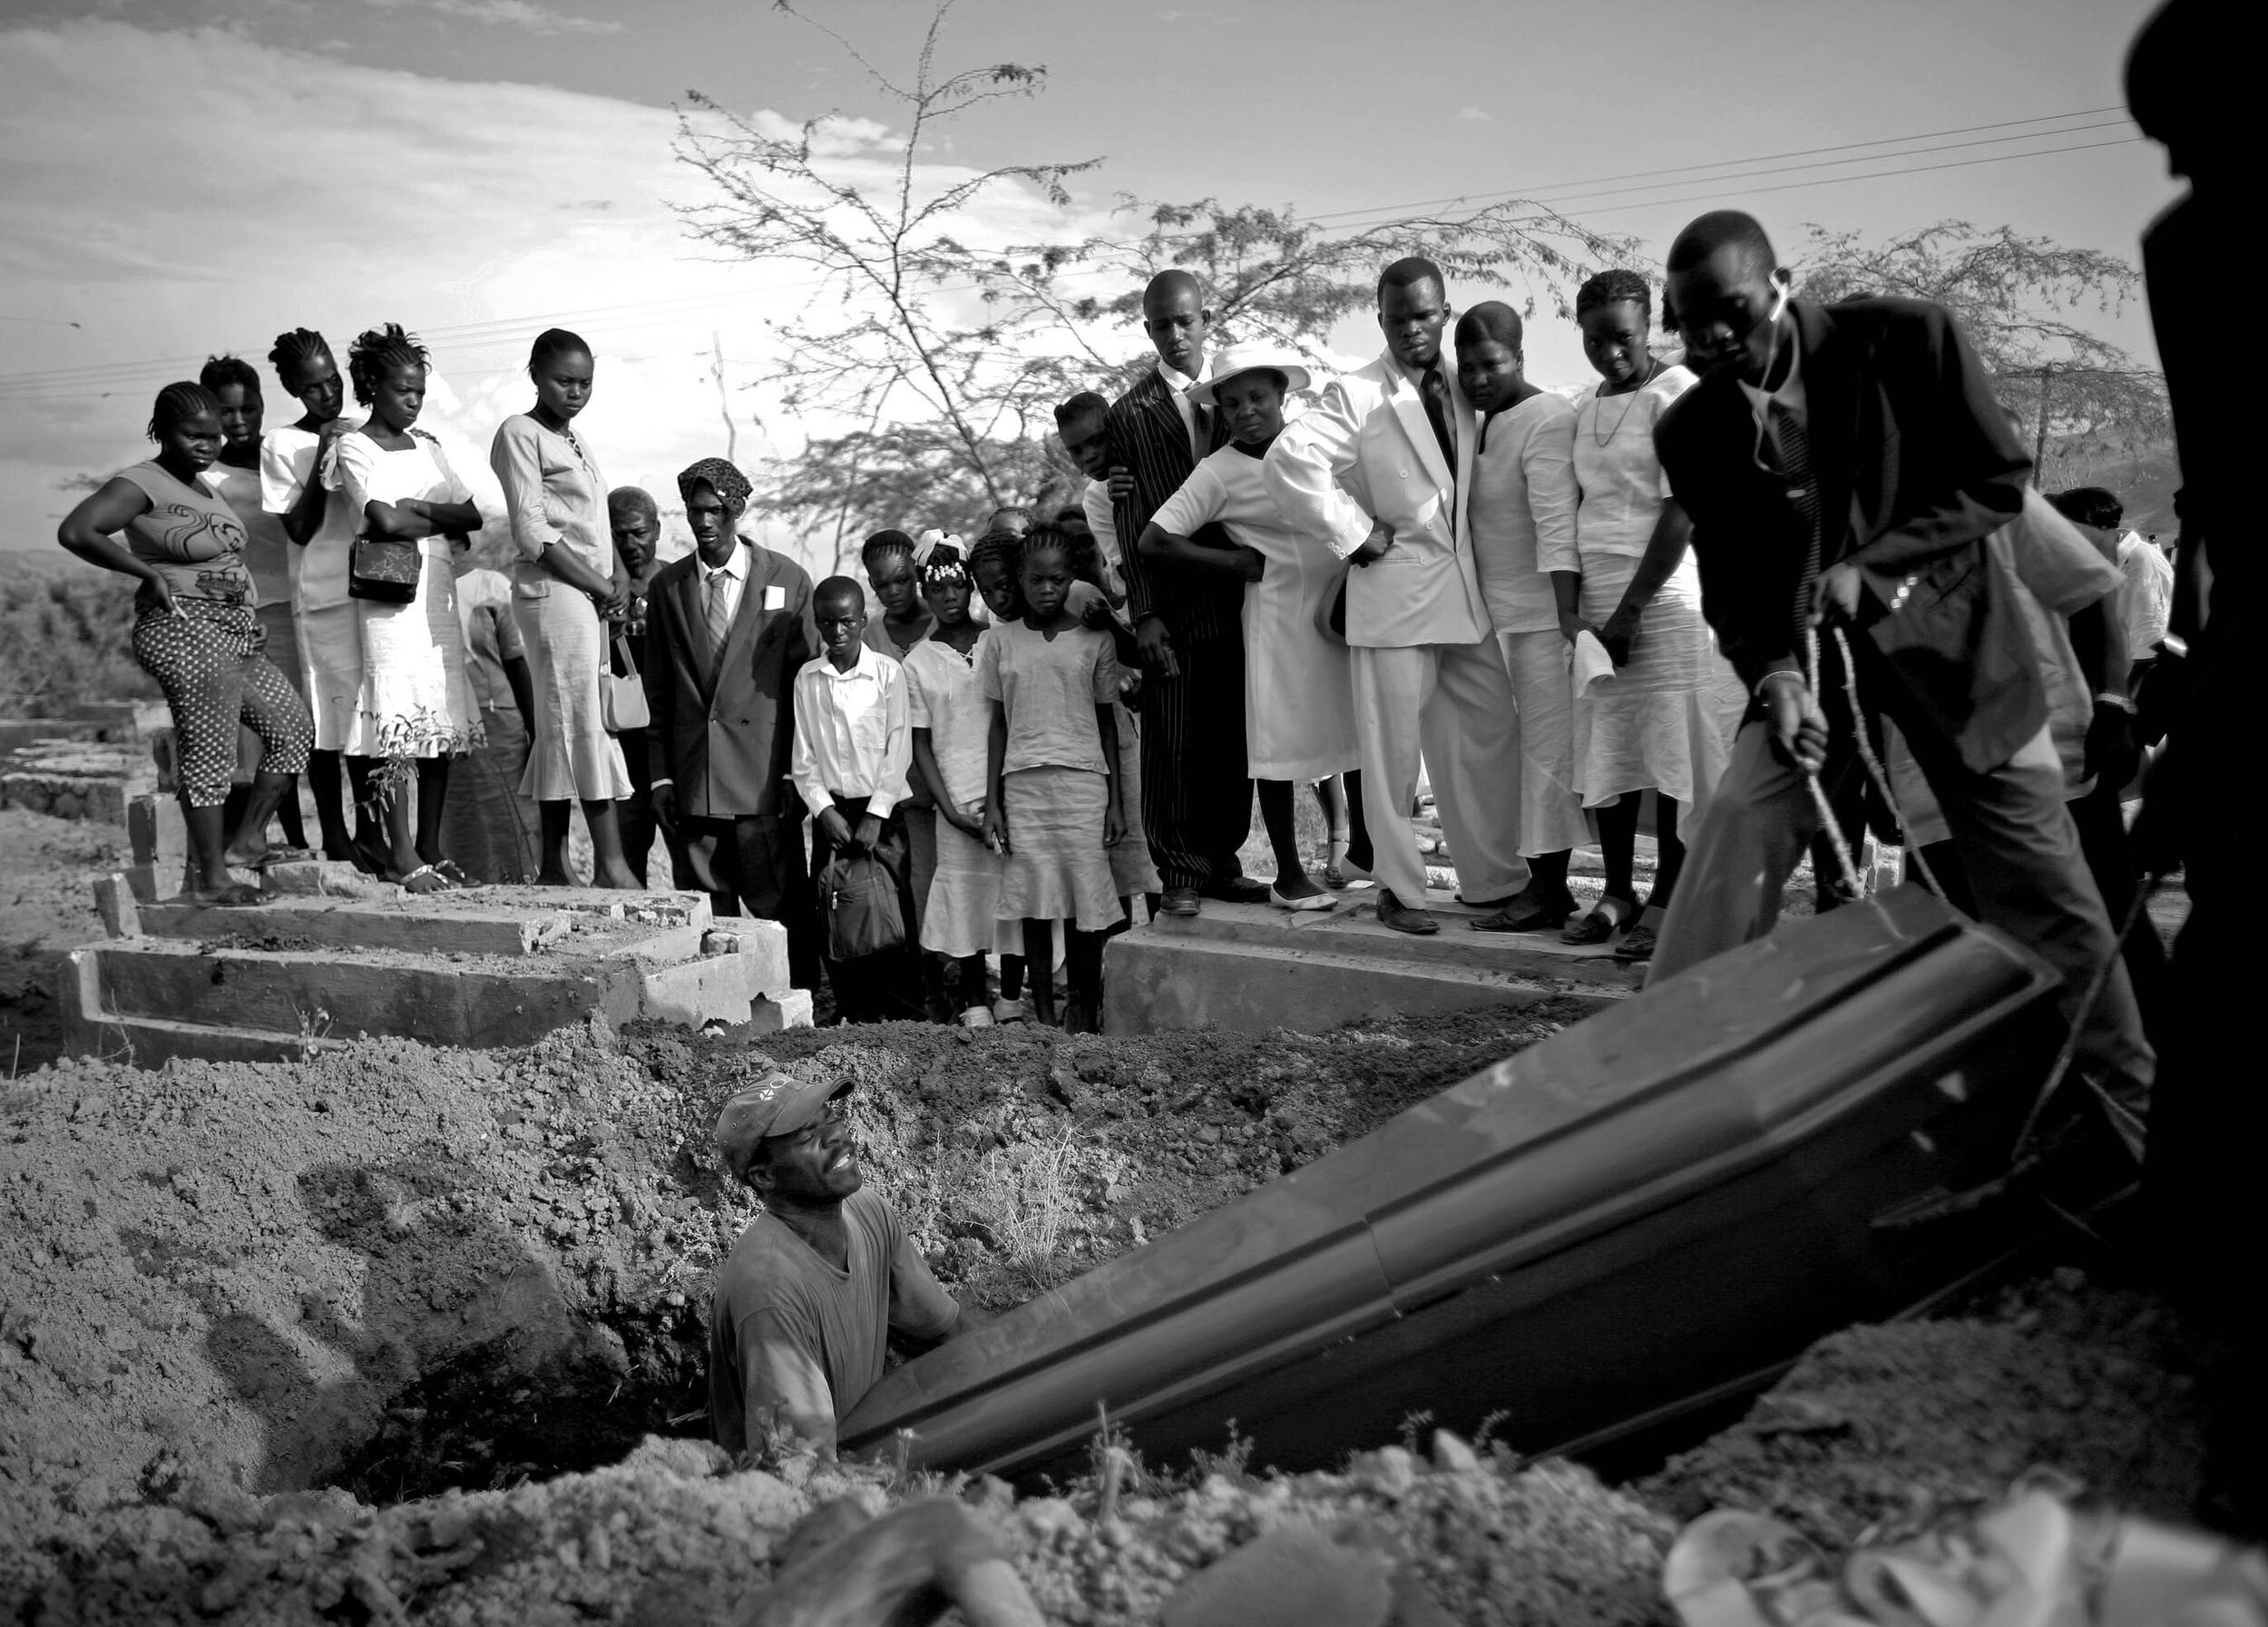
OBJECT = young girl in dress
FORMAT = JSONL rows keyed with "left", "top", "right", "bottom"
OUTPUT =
{"left": 329, "top": 324, "right": 486, "bottom": 894}
{"left": 903, "top": 544, "right": 1002, "bottom": 1027}
{"left": 261, "top": 328, "right": 361, "bottom": 861}
{"left": 978, "top": 526, "right": 1124, "bottom": 1033}
{"left": 1061, "top": 531, "right": 1162, "bottom": 922}
{"left": 1555, "top": 270, "right": 1731, "bottom": 961}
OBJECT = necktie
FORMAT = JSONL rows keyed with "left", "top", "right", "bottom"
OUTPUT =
{"left": 1183, "top": 388, "right": 1210, "bottom": 464}
{"left": 705, "top": 568, "right": 733, "bottom": 671}
{"left": 1765, "top": 398, "right": 1823, "bottom": 644}
{"left": 1421, "top": 365, "right": 1457, "bottom": 476}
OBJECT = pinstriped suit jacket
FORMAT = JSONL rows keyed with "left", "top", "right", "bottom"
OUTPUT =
{"left": 1104, "top": 368, "right": 1240, "bottom": 645}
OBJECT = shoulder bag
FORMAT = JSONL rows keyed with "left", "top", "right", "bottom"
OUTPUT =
{"left": 601, "top": 634, "right": 651, "bottom": 734}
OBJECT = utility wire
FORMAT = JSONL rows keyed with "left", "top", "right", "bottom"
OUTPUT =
{"left": 0, "top": 105, "right": 2141, "bottom": 400}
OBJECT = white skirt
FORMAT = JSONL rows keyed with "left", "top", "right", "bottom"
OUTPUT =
{"left": 351, "top": 546, "right": 482, "bottom": 759}
{"left": 1573, "top": 553, "right": 1735, "bottom": 811}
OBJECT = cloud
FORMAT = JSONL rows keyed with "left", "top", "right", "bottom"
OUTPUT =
{"left": 0, "top": 19, "right": 1117, "bottom": 570}
{"left": 1456, "top": 105, "right": 1494, "bottom": 123}
{"left": 362, "top": 0, "right": 623, "bottom": 35}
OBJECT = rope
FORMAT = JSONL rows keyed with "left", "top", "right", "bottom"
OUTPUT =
{"left": 1800, "top": 624, "right": 1868, "bottom": 897}
{"left": 1805, "top": 614, "right": 2146, "bottom": 1170}
{"left": 1832, "top": 625, "right": 1943, "bottom": 899}
{"left": 2011, "top": 877, "right": 2156, "bottom": 1160}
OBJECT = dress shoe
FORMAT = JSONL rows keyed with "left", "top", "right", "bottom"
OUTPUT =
{"left": 1375, "top": 888, "right": 1439, "bottom": 935}
{"left": 1160, "top": 886, "right": 1202, "bottom": 916}
{"left": 1204, "top": 876, "right": 1272, "bottom": 906}
{"left": 1470, "top": 888, "right": 1579, "bottom": 933}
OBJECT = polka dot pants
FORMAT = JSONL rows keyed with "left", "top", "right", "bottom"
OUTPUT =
{"left": 132, "top": 605, "right": 313, "bottom": 809}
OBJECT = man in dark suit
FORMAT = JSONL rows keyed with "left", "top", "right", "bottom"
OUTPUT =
{"left": 1105, "top": 270, "right": 1265, "bottom": 916}
{"left": 1650, "top": 210, "right": 2151, "bottom": 1088}
{"left": 644, "top": 457, "right": 821, "bottom": 990}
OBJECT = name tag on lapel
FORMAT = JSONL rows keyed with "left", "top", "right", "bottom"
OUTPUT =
{"left": 763, "top": 584, "right": 786, "bottom": 611}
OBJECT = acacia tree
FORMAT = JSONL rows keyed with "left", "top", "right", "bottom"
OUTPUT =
{"left": 678, "top": 5, "right": 1644, "bottom": 553}
{"left": 977, "top": 194, "right": 1637, "bottom": 365}
{"left": 1791, "top": 221, "right": 2168, "bottom": 483}
{"left": 673, "top": 0, "right": 1101, "bottom": 564}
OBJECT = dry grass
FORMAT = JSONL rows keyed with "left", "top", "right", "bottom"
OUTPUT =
{"left": 0, "top": 557, "right": 154, "bottom": 714}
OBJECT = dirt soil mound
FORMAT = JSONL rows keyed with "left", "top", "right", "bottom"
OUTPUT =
{"left": 0, "top": 998, "right": 1582, "bottom": 1613}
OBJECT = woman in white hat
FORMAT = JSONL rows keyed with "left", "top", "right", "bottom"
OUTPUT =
{"left": 1138, "top": 342, "right": 1368, "bottom": 908}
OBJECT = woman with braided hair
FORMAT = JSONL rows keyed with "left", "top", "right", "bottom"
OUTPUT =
{"left": 490, "top": 327, "right": 641, "bottom": 889}
{"left": 328, "top": 323, "right": 485, "bottom": 893}
{"left": 200, "top": 352, "right": 312, "bottom": 858}
{"left": 59, "top": 383, "right": 313, "bottom": 905}
{"left": 259, "top": 326, "right": 362, "bottom": 859}
{"left": 1555, "top": 269, "right": 1728, "bottom": 962}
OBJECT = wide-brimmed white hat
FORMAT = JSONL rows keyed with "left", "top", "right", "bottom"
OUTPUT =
{"left": 1187, "top": 342, "right": 1313, "bottom": 408}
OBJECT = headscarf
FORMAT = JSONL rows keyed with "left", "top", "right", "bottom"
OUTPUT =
{"left": 914, "top": 527, "right": 960, "bottom": 570}
{"left": 921, "top": 542, "right": 970, "bottom": 589}
{"left": 676, "top": 457, "right": 750, "bottom": 512}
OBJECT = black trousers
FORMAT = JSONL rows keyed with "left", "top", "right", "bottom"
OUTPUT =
{"left": 1137, "top": 629, "right": 1253, "bottom": 893}
{"left": 807, "top": 794, "right": 923, "bottom": 1024}
{"left": 679, "top": 809, "right": 822, "bottom": 992}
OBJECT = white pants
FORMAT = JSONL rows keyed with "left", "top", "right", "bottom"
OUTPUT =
{"left": 1500, "top": 629, "right": 1591, "bottom": 858}
{"left": 1351, "top": 640, "right": 1528, "bottom": 909}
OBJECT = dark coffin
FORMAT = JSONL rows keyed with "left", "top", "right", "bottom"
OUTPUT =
{"left": 841, "top": 887, "right": 2065, "bottom": 1476}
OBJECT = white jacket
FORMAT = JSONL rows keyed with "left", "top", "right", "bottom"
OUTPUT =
{"left": 1263, "top": 348, "right": 1490, "bottom": 649}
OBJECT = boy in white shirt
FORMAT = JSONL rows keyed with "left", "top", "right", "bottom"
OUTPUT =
{"left": 792, "top": 576, "right": 921, "bottom": 1024}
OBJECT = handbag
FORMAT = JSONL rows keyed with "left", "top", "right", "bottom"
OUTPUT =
{"left": 601, "top": 634, "right": 650, "bottom": 734}
{"left": 347, "top": 534, "right": 421, "bottom": 603}
{"left": 818, "top": 848, "right": 906, "bottom": 961}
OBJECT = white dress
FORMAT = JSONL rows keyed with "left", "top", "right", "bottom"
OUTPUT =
{"left": 262, "top": 424, "right": 364, "bottom": 750}
{"left": 903, "top": 633, "right": 1005, "bottom": 959}
{"left": 328, "top": 429, "right": 484, "bottom": 759}
{"left": 1151, "top": 443, "right": 1359, "bottom": 780}
{"left": 1569, "top": 366, "right": 1736, "bottom": 815}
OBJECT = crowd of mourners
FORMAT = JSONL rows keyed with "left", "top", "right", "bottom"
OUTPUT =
{"left": 55, "top": 207, "right": 2175, "bottom": 1081}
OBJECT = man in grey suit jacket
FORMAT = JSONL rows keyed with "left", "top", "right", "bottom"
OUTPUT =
{"left": 1266, "top": 258, "right": 1528, "bottom": 935}
{"left": 644, "top": 457, "right": 820, "bottom": 989}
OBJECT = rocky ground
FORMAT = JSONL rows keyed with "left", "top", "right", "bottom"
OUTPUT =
{"left": 0, "top": 806, "right": 2232, "bottom": 1624}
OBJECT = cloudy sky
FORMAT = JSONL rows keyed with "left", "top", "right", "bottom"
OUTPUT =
{"left": 0, "top": 0, "right": 2179, "bottom": 571}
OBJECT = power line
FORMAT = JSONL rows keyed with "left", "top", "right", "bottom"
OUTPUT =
{"left": 0, "top": 104, "right": 2143, "bottom": 401}
{"left": 1300, "top": 105, "right": 2129, "bottom": 227}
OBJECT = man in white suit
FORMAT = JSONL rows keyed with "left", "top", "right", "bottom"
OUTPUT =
{"left": 1264, "top": 257, "right": 1527, "bottom": 934}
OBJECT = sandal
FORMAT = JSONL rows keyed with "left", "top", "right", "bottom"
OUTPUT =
{"left": 400, "top": 864, "right": 456, "bottom": 896}
{"left": 1561, "top": 894, "right": 1637, "bottom": 946}
{"left": 432, "top": 858, "right": 471, "bottom": 887}
{"left": 1614, "top": 905, "right": 1667, "bottom": 963}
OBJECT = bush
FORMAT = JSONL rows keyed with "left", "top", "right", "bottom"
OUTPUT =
{"left": 0, "top": 559, "right": 154, "bottom": 714}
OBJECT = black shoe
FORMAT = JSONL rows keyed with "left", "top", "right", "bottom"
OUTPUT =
{"left": 1471, "top": 889, "right": 1579, "bottom": 933}
{"left": 1376, "top": 889, "right": 1440, "bottom": 935}
{"left": 1160, "top": 886, "right": 1201, "bottom": 916}
{"left": 1204, "top": 876, "right": 1271, "bottom": 906}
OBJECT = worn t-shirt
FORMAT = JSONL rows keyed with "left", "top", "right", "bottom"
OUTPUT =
{"left": 975, "top": 618, "right": 1117, "bottom": 777}
{"left": 114, "top": 461, "right": 256, "bottom": 611}
{"left": 708, "top": 1185, "right": 958, "bottom": 1452}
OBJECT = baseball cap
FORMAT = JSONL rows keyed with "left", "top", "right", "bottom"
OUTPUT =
{"left": 714, "top": 1073, "right": 853, "bottom": 1180}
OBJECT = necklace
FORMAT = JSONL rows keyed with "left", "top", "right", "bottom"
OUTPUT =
{"left": 1590, "top": 359, "right": 1662, "bottom": 446}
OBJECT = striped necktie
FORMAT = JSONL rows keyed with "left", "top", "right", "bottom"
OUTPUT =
{"left": 705, "top": 568, "right": 733, "bottom": 671}
{"left": 1767, "top": 398, "right": 1822, "bottom": 642}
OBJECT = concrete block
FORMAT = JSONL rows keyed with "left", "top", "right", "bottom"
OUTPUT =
{"left": 700, "top": 918, "right": 793, "bottom": 995}
{"left": 87, "top": 941, "right": 602, "bottom": 1049}
{"left": 605, "top": 948, "right": 784, "bottom": 1029}
{"left": 137, "top": 895, "right": 578, "bottom": 956}
{"left": 748, "top": 990, "right": 814, "bottom": 1032}
{"left": 1104, "top": 895, "right": 1640, "bottom": 1036}
{"left": 93, "top": 874, "right": 141, "bottom": 939}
